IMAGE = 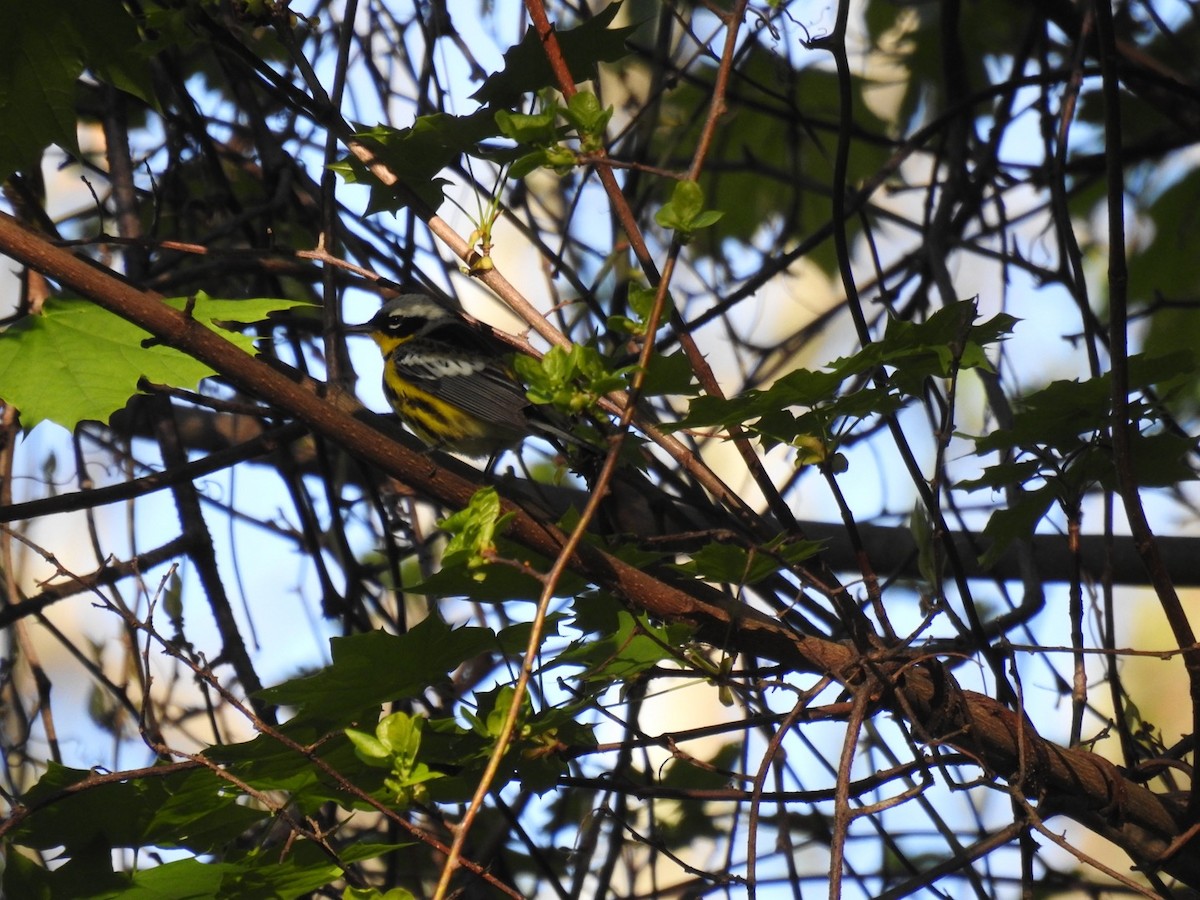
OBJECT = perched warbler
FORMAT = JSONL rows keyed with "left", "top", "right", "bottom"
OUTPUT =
{"left": 349, "top": 293, "right": 574, "bottom": 458}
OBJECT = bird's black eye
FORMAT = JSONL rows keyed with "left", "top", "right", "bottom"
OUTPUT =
{"left": 383, "top": 315, "right": 425, "bottom": 338}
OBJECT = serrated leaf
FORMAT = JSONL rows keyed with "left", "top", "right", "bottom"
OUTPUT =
{"left": 215, "top": 841, "right": 406, "bottom": 900}
{"left": 406, "top": 535, "right": 587, "bottom": 602}
{"left": 0, "top": 0, "right": 155, "bottom": 179}
{"left": 495, "top": 109, "right": 559, "bottom": 145}
{"left": 556, "top": 604, "right": 693, "bottom": 682}
{"left": 335, "top": 111, "right": 496, "bottom": 212}
{"left": 978, "top": 486, "right": 1057, "bottom": 570}
{"left": 96, "top": 857, "right": 224, "bottom": 899}
{"left": 974, "top": 377, "right": 1110, "bottom": 455}
{"left": 674, "top": 538, "right": 822, "bottom": 585}
{"left": 13, "top": 762, "right": 261, "bottom": 855}
{"left": 956, "top": 460, "right": 1044, "bottom": 493}
{"left": 205, "top": 727, "right": 366, "bottom": 804}
{"left": 973, "top": 351, "right": 1191, "bottom": 457}
{"left": 641, "top": 351, "right": 696, "bottom": 396}
{"left": 676, "top": 368, "right": 844, "bottom": 430}
{"left": 344, "top": 887, "right": 418, "bottom": 900}
{"left": 471, "top": 2, "right": 635, "bottom": 106}
{"left": 440, "top": 486, "right": 509, "bottom": 571}
{"left": 0, "top": 295, "right": 310, "bottom": 431}
{"left": 826, "top": 300, "right": 1015, "bottom": 392}
{"left": 256, "top": 616, "right": 497, "bottom": 727}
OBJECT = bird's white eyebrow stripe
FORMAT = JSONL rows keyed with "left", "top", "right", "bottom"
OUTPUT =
{"left": 385, "top": 299, "right": 451, "bottom": 320}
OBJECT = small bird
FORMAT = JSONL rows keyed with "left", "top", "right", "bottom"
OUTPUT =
{"left": 349, "top": 293, "right": 571, "bottom": 458}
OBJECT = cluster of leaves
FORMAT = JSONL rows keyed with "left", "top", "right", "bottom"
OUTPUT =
{"left": 333, "top": 4, "right": 633, "bottom": 212}
{"left": 5, "top": 615, "right": 600, "bottom": 897}
{"left": 496, "top": 91, "right": 614, "bottom": 177}
{"left": 962, "top": 351, "right": 1197, "bottom": 566}
{"left": 678, "top": 299, "right": 1015, "bottom": 461}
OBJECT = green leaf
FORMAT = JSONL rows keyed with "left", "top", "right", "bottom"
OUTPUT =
{"left": 344, "top": 888, "right": 417, "bottom": 900}
{"left": 495, "top": 614, "right": 566, "bottom": 653}
{"left": 563, "top": 92, "right": 606, "bottom": 132}
{"left": 215, "top": 841, "right": 405, "bottom": 900}
{"left": 333, "top": 111, "right": 496, "bottom": 213}
{"left": 514, "top": 344, "right": 636, "bottom": 413}
{"left": 974, "top": 378, "right": 1110, "bottom": 456}
{"left": 164, "top": 570, "right": 185, "bottom": 631}
{"left": 348, "top": 712, "right": 446, "bottom": 807}
{"left": 689, "top": 209, "right": 724, "bottom": 229}
{"left": 71, "top": 844, "right": 405, "bottom": 900}
{"left": 0, "top": 295, "right": 311, "bottom": 431}
{"left": 145, "top": 767, "right": 273, "bottom": 853}
{"left": 541, "top": 143, "right": 579, "bottom": 174}
{"left": 674, "top": 538, "right": 822, "bottom": 585}
{"left": 978, "top": 486, "right": 1057, "bottom": 570}
{"left": 641, "top": 351, "right": 696, "bottom": 396}
{"left": 507, "top": 148, "right": 554, "bottom": 179}
{"left": 608, "top": 284, "right": 669, "bottom": 337}
{"left": 378, "top": 712, "right": 425, "bottom": 763}
{"left": 1128, "top": 349, "right": 1198, "bottom": 388}
{"left": 957, "top": 460, "right": 1044, "bottom": 493}
{"left": 654, "top": 180, "right": 724, "bottom": 240}
{"left": 439, "top": 487, "right": 513, "bottom": 573}
{"left": 823, "top": 299, "right": 1016, "bottom": 395}
{"left": 911, "top": 502, "right": 940, "bottom": 586}
{"left": 12, "top": 762, "right": 262, "bottom": 855}
{"left": 677, "top": 368, "right": 844, "bottom": 430}
{"left": 660, "top": 743, "right": 741, "bottom": 791}
{"left": 471, "top": 2, "right": 635, "bottom": 106}
{"left": 471, "top": 684, "right": 529, "bottom": 739}
{"left": 406, "top": 536, "right": 586, "bottom": 602}
{"left": 653, "top": 743, "right": 742, "bottom": 843}
{"left": 3, "top": 850, "right": 56, "bottom": 899}
{"left": 495, "top": 108, "right": 560, "bottom": 145}
{"left": 1132, "top": 169, "right": 1200, "bottom": 322}
{"left": 257, "top": 616, "right": 498, "bottom": 727}
{"left": 973, "top": 351, "right": 1193, "bottom": 458}
{"left": 345, "top": 728, "right": 391, "bottom": 763}
{"left": 96, "top": 857, "right": 225, "bottom": 899}
{"left": 0, "top": 0, "right": 155, "bottom": 179}
{"left": 557, "top": 596, "right": 693, "bottom": 682}
{"left": 1129, "top": 431, "right": 1196, "bottom": 487}
{"left": 408, "top": 494, "right": 599, "bottom": 599}
{"left": 562, "top": 91, "right": 613, "bottom": 150}
{"left": 205, "top": 726, "right": 366, "bottom": 805}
